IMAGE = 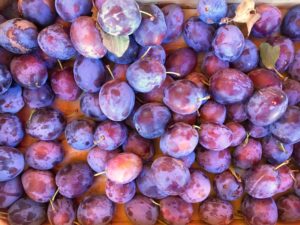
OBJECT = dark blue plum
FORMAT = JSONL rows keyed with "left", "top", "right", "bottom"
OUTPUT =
{"left": 241, "top": 196, "right": 278, "bottom": 225}
{"left": 232, "top": 40, "right": 259, "bottom": 73}
{"left": 289, "top": 50, "right": 300, "bottom": 82}
{"left": 267, "top": 36, "right": 295, "bottom": 72}
{"left": 277, "top": 194, "right": 300, "bottom": 222}
{"left": 197, "top": 147, "right": 231, "bottom": 174}
{"left": 87, "top": 147, "right": 119, "bottom": 173}
{"left": 210, "top": 68, "right": 254, "bottom": 104}
{"left": 283, "top": 79, "right": 300, "bottom": 106}
{"left": 197, "top": 0, "right": 227, "bottom": 24}
{"left": 0, "top": 176, "right": 23, "bottom": 208}
{"left": 160, "top": 196, "right": 193, "bottom": 225}
{"left": 138, "top": 45, "right": 166, "bottom": 64}
{"left": 94, "top": 120, "right": 128, "bottom": 151}
{"left": 38, "top": 24, "right": 76, "bottom": 60}
{"left": 122, "top": 131, "right": 154, "bottom": 161}
{"left": 47, "top": 197, "right": 76, "bottom": 225}
{"left": 262, "top": 135, "right": 293, "bottom": 165}
{"left": 199, "top": 100, "right": 226, "bottom": 124}
{"left": 0, "top": 18, "right": 38, "bottom": 54}
{"left": 199, "top": 198, "right": 233, "bottom": 225}
{"left": 214, "top": 171, "right": 243, "bottom": 201}
{"left": 105, "top": 153, "right": 142, "bottom": 184}
{"left": 162, "top": 4, "right": 184, "bottom": 44}
{"left": 21, "top": 169, "right": 56, "bottom": 203}
{"left": 70, "top": 16, "right": 107, "bottom": 59}
{"left": 270, "top": 106, "right": 300, "bottom": 144}
{"left": 55, "top": 163, "right": 94, "bottom": 198}
{"left": 125, "top": 195, "right": 159, "bottom": 225}
{"left": 18, "top": 0, "right": 56, "bottom": 26}
{"left": 25, "top": 141, "right": 64, "bottom": 170}
{"left": 0, "top": 83, "right": 24, "bottom": 113}
{"left": 133, "top": 103, "right": 171, "bottom": 139}
{"left": 244, "top": 164, "right": 280, "bottom": 199}
{"left": 126, "top": 58, "right": 166, "bottom": 93}
{"left": 105, "top": 179, "right": 136, "bottom": 203}
{"left": 282, "top": 5, "right": 300, "bottom": 40}
{"left": 134, "top": 4, "right": 167, "bottom": 46}
{"left": 165, "top": 47, "right": 197, "bottom": 78}
{"left": 0, "top": 146, "right": 25, "bottom": 182}
{"left": 65, "top": 119, "right": 94, "bottom": 150}
{"left": 55, "top": 0, "right": 92, "bottom": 22}
{"left": 247, "top": 123, "right": 270, "bottom": 139}
{"left": 183, "top": 16, "right": 215, "bottom": 52}
{"left": 252, "top": 4, "right": 282, "bottom": 38}
{"left": 0, "top": 64, "right": 12, "bottom": 94}
{"left": 213, "top": 25, "right": 245, "bottom": 62}
{"left": 80, "top": 92, "right": 107, "bottom": 121}
{"left": 246, "top": 87, "right": 288, "bottom": 126}
{"left": 248, "top": 68, "right": 282, "bottom": 90}
{"left": 51, "top": 67, "right": 82, "bottom": 101}
{"left": 233, "top": 138, "right": 262, "bottom": 169}
{"left": 201, "top": 51, "right": 229, "bottom": 77}
{"left": 151, "top": 156, "right": 190, "bottom": 195}
{"left": 8, "top": 198, "right": 46, "bottom": 225}
{"left": 97, "top": 0, "right": 141, "bottom": 36}
{"left": 226, "top": 122, "right": 247, "bottom": 147}
{"left": 23, "top": 84, "right": 55, "bottom": 109}
{"left": 180, "top": 170, "right": 211, "bottom": 203}
{"left": 160, "top": 122, "right": 199, "bottom": 158}
{"left": 99, "top": 80, "right": 135, "bottom": 122}
{"left": 26, "top": 107, "right": 66, "bottom": 141}
{"left": 77, "top": 195, "right": 114, "bottom": 225}
{"left": 106, "top": 37, "right": 139, "bottom": 65}
{"left": 227, "top": 103, "right": 248, "bottom": 122}
{"left": 136, "top": 166, "right": 168, "bottom": 199}
{"left": 10, "top": 54, "right": 48, "bottom": 89}
{"left": 0, "top": 114, "right": 24, "bottom": 147}
{"left": 73, "top": 55, "right": 106, "bottom": 93}
{"left": 163, "top": 79, "right": 207, "bottom": 115}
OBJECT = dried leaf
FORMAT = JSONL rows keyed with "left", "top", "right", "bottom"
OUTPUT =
{"left": 246, "top": 13, "right": 261, "bottom": 36}
{"left": 259, "top": 42, "right": 280, "bottom": 70}
{"left": 233, "top": 0, "right": 256, "bottom": 23}
{"left": 100, "top": 29, "right": 130, "bottom": 57}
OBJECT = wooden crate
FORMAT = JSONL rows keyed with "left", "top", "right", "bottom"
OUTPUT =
{"left": 1, "top": 1, "right": 300, "bottom": 225}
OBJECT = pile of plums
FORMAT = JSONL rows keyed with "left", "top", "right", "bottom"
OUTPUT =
{"left": 0, "top": 0, "right": 300, "bottom": 224}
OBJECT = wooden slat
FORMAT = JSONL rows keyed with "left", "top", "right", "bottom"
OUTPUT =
{"left": 137, "top": 0, "right": 298, "bottom": 8}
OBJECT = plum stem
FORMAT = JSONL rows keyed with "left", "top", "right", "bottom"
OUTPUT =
{"left": 278, "top": 142, "right": 286, "bottom": 153}
{"left": 243, "top": 133, "right": 250, "bottom": 145}
{"left": 192, "top": 125, "right": 201, "bottom": 130}
{"left": 274, "top": 159, "right": 291, "bottom": 170}
{"left": 50, "top": 188, "right": 60, "bottom": 211}
{"left": 229, "top": 166, "right": 242, "bottom": 182}
{"left": 197, "top": 96, "right": 211, "bottom": 102}
{"left": 273, "top": 67, "right": 286, "bottom": 80}
{"left": 106, "top": 65, "right": 114, "bottom": 80}
{"left": 140, "top": 10, "right": 155, "bottom": 21}
{"left": 28, "top": 109, "right": 36, "bottom": 122}
{"left": 74, "top": 221, "right": 81, "bottom": 225}
{"left": 150, "top": 199, "right": 160, "bottom": 206}
{"left": 136, "top": 96, "right": 144, "bottom": 104}
{"left": 140, "top": 46, "right": 152, "bottom": 59}
{"left": 166, "top": 71, "right": 181, "bottom": 77}
{"left": 0, "top": 212, "right": 7, "bottom": 215}
{"left": 157, "top": 219, "right": 168, "bottom": 225}
{"left": 57, "top": 60, "right": 63, "bottom": 70}
{"left": 94, "top": 171, "right": 106, "bottom": 177}
{"left": 94, "top": 135, "right": 106, "bottom": 145}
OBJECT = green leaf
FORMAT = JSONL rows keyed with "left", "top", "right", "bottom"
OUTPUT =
{"left": 259, "top": 42, "right": 280, "bottom": 70}
{"left": 99, "top": 29, "right": 130, "bottom": 57}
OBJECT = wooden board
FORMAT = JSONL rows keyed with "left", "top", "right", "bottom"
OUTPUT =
{"left": 137, "top": 0, "right": 299, "bottom": 8}
{"left": 1, "top": 2, "right": 300, "bottom": 225}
